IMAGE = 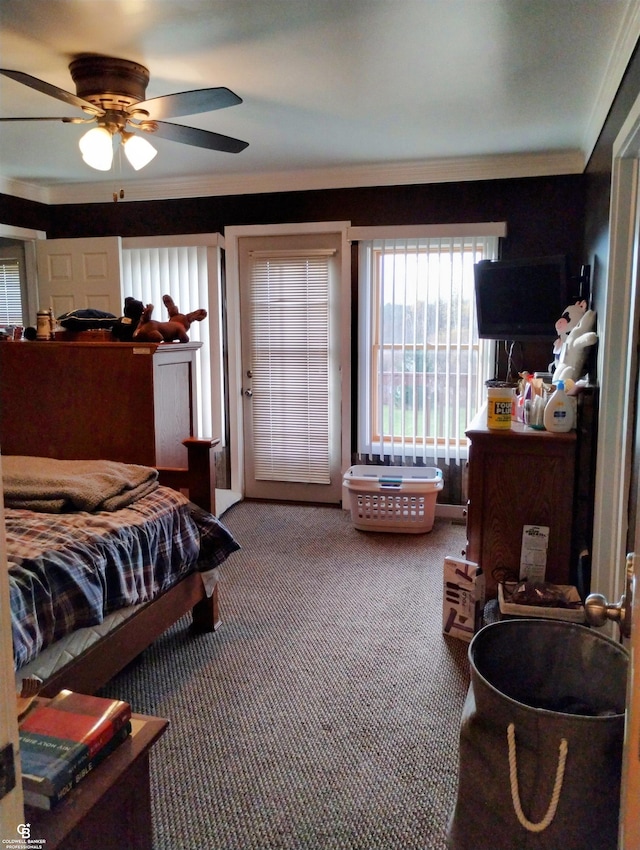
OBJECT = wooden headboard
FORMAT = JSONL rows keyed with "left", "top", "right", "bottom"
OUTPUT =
{"left": 0, "top": 340, "right": 218, "bottom": 512}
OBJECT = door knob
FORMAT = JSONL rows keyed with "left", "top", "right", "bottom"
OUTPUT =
{"left": 585, "top": 552, "right": 634, "bottom": 639}
{"left": 244, "top": 388, "right": 253, "bottom": 397}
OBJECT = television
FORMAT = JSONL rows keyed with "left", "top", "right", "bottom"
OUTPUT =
{"left": 474, "top": 255, "right": 571, "bottom": 341}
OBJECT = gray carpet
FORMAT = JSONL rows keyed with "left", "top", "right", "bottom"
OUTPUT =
{"left": 100, "top": 502, "right": 471, "bottom": 850}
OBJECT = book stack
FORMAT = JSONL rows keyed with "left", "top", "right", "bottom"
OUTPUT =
{"left": 19, "top": 689, "right": 132, "bottom": 810}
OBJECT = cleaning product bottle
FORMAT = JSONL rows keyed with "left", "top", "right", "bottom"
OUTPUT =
{"left": 543, "top": 380, "right": 573, "bottom": 432}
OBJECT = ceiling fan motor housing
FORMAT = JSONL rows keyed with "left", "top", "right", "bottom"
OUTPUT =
{"left": 69, "top": 55, "right": 150, "bottom": 111}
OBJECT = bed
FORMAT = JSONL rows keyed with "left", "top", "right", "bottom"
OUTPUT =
{"left": 4, "top": 441, "right": 240, "bottom": 697}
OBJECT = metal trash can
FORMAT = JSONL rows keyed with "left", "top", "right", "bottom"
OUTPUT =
{"left": 447, "top": 619, "right": 628, "bottom": 850}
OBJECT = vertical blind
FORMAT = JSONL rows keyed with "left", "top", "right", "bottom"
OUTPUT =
{"left": 358, "top": 235, "right": 498, "bottom": 465}
{"left": 248, "top": 250, "right": 334, "bottom": 484}
{"left": 0, "top": 259, "right": 23, "bottom": 324}
{"left": 121, "top": 246, "right": 212, "bottom": 439}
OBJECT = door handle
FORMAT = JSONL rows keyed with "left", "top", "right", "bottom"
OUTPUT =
{"left": 244, "top": 388, "right": 253, "bottom": 397}
{"left": 585, "top": 552, "right": 634, "bottom": 639}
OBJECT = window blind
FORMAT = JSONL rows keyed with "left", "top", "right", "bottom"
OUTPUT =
{"left": 121, "top": 246, "right": 211, "bottom": 439}
{"left": 358, "top": 234, "right": 498, "bottom": 465}
{"left": 248, "top": 250, "right": 334, "bottom": 484}
{"left": 0, "top": 259, "right": 23, "bottom": 324}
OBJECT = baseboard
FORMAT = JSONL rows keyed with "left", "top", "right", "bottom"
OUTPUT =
{"left": 435, "top": 503, "right": 466, "bottom": 523}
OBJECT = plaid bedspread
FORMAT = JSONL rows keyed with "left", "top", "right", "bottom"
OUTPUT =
{"left": 7, "top": 486, "right": 240, "bottom": 670}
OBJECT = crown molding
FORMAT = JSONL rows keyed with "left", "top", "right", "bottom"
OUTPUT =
{"left": 582, "top": 0, "right": 640, "bottom": 161}
{"left": 0, "top": 176, "right": 52, "bottom": 205}
{"left": 1, "top": 150, "right": 585, "bottom": 206}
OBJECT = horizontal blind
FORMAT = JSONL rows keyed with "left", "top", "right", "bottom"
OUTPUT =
{"left": 359, "top": 234, "right": 497, "bottom": 464}
{"left": 121, "top": 246, "right": 211, "bottom": 439}
{"left": 249, "top": 250, "right": 333, "bottom": 484}
{"left": 0, "top": 259, "right": 23, "bottom": 324}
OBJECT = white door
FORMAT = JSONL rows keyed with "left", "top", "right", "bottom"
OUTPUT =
{"left": 238, "top": 232, "right": 343, "bottom": 503}
{"left": 36, "top": 236, "right": 122, "bottom": 318}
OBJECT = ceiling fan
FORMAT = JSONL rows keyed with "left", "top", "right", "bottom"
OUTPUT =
{"left": 0, "top": 54, "right": 249, "bottom": 172}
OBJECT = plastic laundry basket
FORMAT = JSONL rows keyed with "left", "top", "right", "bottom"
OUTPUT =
{"left": 343, "top": 465, "right": 443, "bottom": 533}
{"left": 446, "top": 619, "right": 628, "bottom": 850}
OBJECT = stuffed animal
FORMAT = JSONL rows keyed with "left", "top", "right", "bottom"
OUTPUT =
{"left": 552, "top": 307, "right": 598, "bottom": 385}
{"left": 551, "top": 300, "right": 589, "bottom": 367}
{"left": 133, "top": 294, "right": 207, "bottom": 343}
{"left": 111, "top": 296, "right": 145, "bottom": 342}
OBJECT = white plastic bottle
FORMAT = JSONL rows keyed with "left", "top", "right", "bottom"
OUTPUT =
{"left": 543, "top": 380, "right": 574, "bottom": 432}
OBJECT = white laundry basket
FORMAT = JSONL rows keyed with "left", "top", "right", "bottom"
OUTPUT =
{"left": 343, "top": 465, "right": 444, "bottom": 533}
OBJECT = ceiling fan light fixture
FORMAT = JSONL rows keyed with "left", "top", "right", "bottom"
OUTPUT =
{"left": 122, "top": 132, "right": 157, "bottom": 170}
{"left": 79, "top": 125, "right": 113, "bottom": 171}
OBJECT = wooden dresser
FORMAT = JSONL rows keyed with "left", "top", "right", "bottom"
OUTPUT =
{"left": 465, "top": 407, "right": 577, "bottom": 599}
{"left": 0, "top": 340, "right": 201, "bottom": 469}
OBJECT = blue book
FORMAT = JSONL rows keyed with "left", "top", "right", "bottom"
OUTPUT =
{"left": 22, "top": 721, "right": 132, "bottom": 810}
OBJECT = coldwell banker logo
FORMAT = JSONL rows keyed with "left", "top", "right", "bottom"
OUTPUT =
{"left": 1, "top": 823, "right": 46, "bottom": 847}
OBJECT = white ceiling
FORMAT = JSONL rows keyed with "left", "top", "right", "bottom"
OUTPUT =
{"left": 1, "top": 0, "right": 639, "bottom": 204}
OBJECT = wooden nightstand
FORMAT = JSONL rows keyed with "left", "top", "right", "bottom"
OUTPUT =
{"left": 24, "top": 714, "right": 168, "bottom": 850}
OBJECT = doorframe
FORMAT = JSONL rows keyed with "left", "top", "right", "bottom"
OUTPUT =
{"left": 0, "top": 224, "right": 45, "bottom": 327}
{"left": 224, "top": 221, "right": 351, "bottom": 499}
{"left": 0, "top": 224, "right": 44, "bottom": 830}
{"left": 591, "top": 94, "right": 640, "bottom": 609}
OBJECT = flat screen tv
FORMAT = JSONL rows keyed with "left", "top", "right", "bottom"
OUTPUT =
{"left": 474, "top": 255, "right": 571, "bottom": 341}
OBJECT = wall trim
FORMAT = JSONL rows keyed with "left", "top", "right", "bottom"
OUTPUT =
{"left": 2, "top": 150, "right": 585, "bottom": 206}
{"left": 0, "top": 223, "right": 46, "bottom": 240}
{"left": 582, "top": 0, "right": 640, "bottom": 163}
{"left": 591, "top": 93, "right": 640, "bottom": 604}
{"left": 348, "top": 222, "right": 508, "bottom": 241}
{"left": 0, "top": 176, "right": 51, "bottom": 205}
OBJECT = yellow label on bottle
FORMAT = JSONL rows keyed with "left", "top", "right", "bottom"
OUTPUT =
{"left": 487, "top": 390, "right": 513, "bottom": 429}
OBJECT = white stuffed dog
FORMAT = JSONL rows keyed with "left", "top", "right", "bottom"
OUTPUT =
{"left": 552, "top": 308, "right": 597, "bottom": 384}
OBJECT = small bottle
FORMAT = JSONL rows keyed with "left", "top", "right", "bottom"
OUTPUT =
{"left": 543, "top": 380, "right": 573, "bottom": 432}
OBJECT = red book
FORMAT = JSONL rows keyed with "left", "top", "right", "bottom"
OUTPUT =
{"left": 19, "top": 690, "right": 131, "bottom": 796}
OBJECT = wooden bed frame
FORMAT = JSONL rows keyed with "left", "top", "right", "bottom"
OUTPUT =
{"left": 31, "top": 438, "right": 222, "bottom": 697}
{"left": 1, "top": 340, "right": 227, "bottom": 696}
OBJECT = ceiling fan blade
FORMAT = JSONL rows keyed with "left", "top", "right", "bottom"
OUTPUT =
{"left": 0, "top": 69, "right": 103, "bottom": 115}
{"left": 150, "top": 120, "right": 249, "bottom": 153}
{"left": 0, "top": 116, "right": 84, "bottom": 122}
{"left": 135, "top": 87, "right": 242, "bottom": 120}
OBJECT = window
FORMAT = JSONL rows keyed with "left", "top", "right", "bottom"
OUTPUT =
{"left": 357, "top": 226, "right": 504, "bottom": 464}
{"left": 121, "top": 241, "right": 221, "bottom": 443}
{"left": 0, "top": 257, "right": 24, "bottom": 325}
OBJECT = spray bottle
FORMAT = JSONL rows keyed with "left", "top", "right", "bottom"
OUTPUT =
{"left": 543, "top": 380, "right": 574, "bottom": 432}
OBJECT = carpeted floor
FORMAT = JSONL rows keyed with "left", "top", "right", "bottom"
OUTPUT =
{"left": 100, "top": 502, "right": 471, "bottom": 850}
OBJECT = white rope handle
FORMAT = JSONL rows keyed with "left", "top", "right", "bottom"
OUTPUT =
{"left": 507, "top": 722, "right": 568, "bottom": 833}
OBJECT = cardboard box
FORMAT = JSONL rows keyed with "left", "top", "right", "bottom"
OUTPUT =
{"left": 442, "top": 556, "right": 485, "bottom": 642}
